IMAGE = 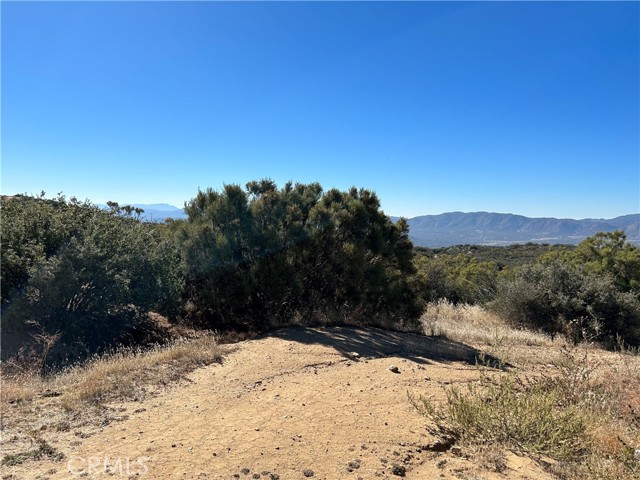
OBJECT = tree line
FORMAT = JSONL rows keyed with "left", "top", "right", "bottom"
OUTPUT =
{"left": 2, "top": 183, "right": 639, "bottom": 367}
{"left": 1, "top": 182, "right": 420, "bottom": 364}
{"left": 414, "top": 231, "right": 640, "bottom": 345}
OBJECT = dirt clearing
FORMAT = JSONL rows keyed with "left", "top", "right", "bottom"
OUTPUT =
{"left": 2, "top": 327, "right": 556, "bottom": 479}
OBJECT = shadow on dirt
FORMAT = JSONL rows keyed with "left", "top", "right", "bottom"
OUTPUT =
{"left": 261, "top": 326, "right": 506, "bottom": 368}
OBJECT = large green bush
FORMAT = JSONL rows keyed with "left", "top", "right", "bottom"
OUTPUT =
{"left": 173, "top": 181, "right": 421, "bottom": 331}
{"left": 1, "top": 195, "right": 183, "bottom": 359}
{"left": 413, "top": 253, "right": 499, "bottom": 305}
{"left": 491, "top": 257, "right": 640, "bottom": 345}
{"left": 571, "top": 230, "right": 640, "bottom": 293}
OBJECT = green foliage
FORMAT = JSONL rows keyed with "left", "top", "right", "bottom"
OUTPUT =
{"left": 1, "top": 195, "right": 183, "bottom": 359}
{"left": 412, "top": 243, "right": 574, "bottom": 306}
{"left": 411, "top": 371, "right": 587, "bottom": 461}
{"left": 413, "top": 253, "right": 499, "bottom": 305}
{"left": 416, "top": 233, "right": 640, "bottom": 346}
{"left": 491, "top": 257, "right": 640, "bottom": 345}
{"left": 572, "top": 231, "right": 640, "bottom": 293}
{"left": 173, "top": 181, "right": 421, "bottom": 331}
{"left": 415, "top": 243, "right": 575, "bottom": 269}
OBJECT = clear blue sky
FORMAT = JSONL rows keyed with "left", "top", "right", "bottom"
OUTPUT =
{"left": 2, "top": 1, "right": 639, "bottom": 219}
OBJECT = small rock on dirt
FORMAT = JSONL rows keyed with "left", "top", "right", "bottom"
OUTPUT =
{"left": 391, "top": 464, "right": 406, "bottom": 476}
{"left": 423, "top": 436, "right": 455, "bottom": 452}
{"left": 303, "top": 469, "right": 315, "bottom": 477}
{"left": 388, "top": 365, "right": 400, "bottom": 374}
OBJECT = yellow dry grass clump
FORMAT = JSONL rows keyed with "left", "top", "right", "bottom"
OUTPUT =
{"left": 2, "top": 335, "right": 221, "bottom": 410}
{"left": 60, "top": 335, "right": 222, "bottom": 410}
{"left": 1, "top": 334, "right": 222, "bottom": 467}
{"left": 422, "top": 298, "right": 556, "bottom": 349}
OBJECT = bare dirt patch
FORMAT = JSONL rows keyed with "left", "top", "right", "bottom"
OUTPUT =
{"left": 1, "top": 326, "right": 557, "bottom": 479}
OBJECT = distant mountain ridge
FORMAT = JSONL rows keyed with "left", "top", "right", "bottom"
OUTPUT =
{"left": 130, "top": 204, "right": 187, "bottom": 222}
{"left": 394, "top": 212, "right": 640, "bottom": 247}
{"left": 104, "top": 202, "right": 640, "bottom": 246}
{"left": 97, "top": 203, "right": 187, "bottom": 222}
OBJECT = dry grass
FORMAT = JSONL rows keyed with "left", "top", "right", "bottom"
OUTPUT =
{"left": 473, "top": 443, "right": 509, "bottom": 473}
{"left": 2, "top": 334, "right": 222, "bottom": 410}
{"left": 0, "top": 374, "right": 45, "bottom": 405}
{"left": 414, "top": 302, "right": 640, "bottom": 480}
{"left": 58, "top": 335, "right": 222, "bottom": 410}
{"left": 421, "top": 299, "right": 556, "bottom": 349}
{"left": 1, "top": 334, "right": 223, "bottom": 466}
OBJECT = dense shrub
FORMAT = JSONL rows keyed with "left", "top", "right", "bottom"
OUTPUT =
{"left": 416, "top": 243, "right": 575, "bottom": 269}
{"left": 491, "top": 258, "right": 640, "bottom": 345}
{"left": 172, "top": 180, "right": 421, "bottom": 331}
{"left": 571, "top": 231, "right": 640, "bottom": 293}
{"left": 414, "top": 253, "right": 499, "bottom": 305}
{"left": 1, "top": 195, "right": 183, "bottom": 359}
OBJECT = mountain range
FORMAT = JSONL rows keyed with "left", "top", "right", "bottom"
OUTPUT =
{"left": 126, "top": 204, "right": 639, "bottom": 247}
{"left": 97, "top": 203, "right": 188, "bottom": 222}
{"left": 130, "top": 204, "right": 188, "bottom": 221}
{"left": 396, "top": 212, "right": 640, "bottom": 247}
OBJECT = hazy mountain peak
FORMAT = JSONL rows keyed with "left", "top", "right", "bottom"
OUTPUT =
{"left": 131, "top": 203, "right": 182, "bottom": 212}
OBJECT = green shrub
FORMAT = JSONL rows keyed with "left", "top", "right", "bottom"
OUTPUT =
{"left": 1, "top": 195, "right": 183, "bottom": 361}
{"left": 411, "top": 346, "right": 640, "bottom": 479}
{"left": 491, "top": 258, "right": 640, "bottom": 345}
{"left": 411, "top": 372, "right": 587, "bottom": 460}
{"left": 173, "top": 180, "right": 421, "bottom": 331}
{"left": 414, "top": 253, "right": 499, "bottom": 305}
{"left": 572, "top": 231, "right": 640, "bottom": 293}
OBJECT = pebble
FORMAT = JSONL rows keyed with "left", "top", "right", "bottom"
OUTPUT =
{"left": 391, "top": 464, "right": 406, "bottom": 476}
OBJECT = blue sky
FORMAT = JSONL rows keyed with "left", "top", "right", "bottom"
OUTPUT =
{"left": 2, "top": 1, "right": 638, "bottom": 219}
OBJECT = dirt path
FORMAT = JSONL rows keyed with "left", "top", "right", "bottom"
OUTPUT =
{"left": 11, "top": 327, "right": 552, "bottom": 479}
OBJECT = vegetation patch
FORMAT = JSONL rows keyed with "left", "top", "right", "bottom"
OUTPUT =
{"left": 421, "top": 299, "right": 554, "bottom": 348}
{"left": 411, "top": 345, "right": 640, "bottom": 479}
{"left": 1, "top": 439, "right": 64, "bottom": 466}
{"left": 58, "top": 334, "right": 221, "bottom": 410}
{"left": 415, "top": 243, "right": 575, "bottom": 269}
{"left": 412, "top": 372, "right": 587, "bottom": 460}
{"left": 172, "top": 181, "right": 422, "bottom": 332}
{"left": 1, "top": 194, "right": 183, "bottom": 366}
{"left": 415, "top": 231, "right": 640, "bottom": 347}
{"left": 1, "top": 334, "right": 223, "bottom": 467}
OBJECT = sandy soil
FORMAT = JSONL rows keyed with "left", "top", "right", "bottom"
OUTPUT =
{"left": 4, "top": 327, "right": 553, "bottom": 480}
